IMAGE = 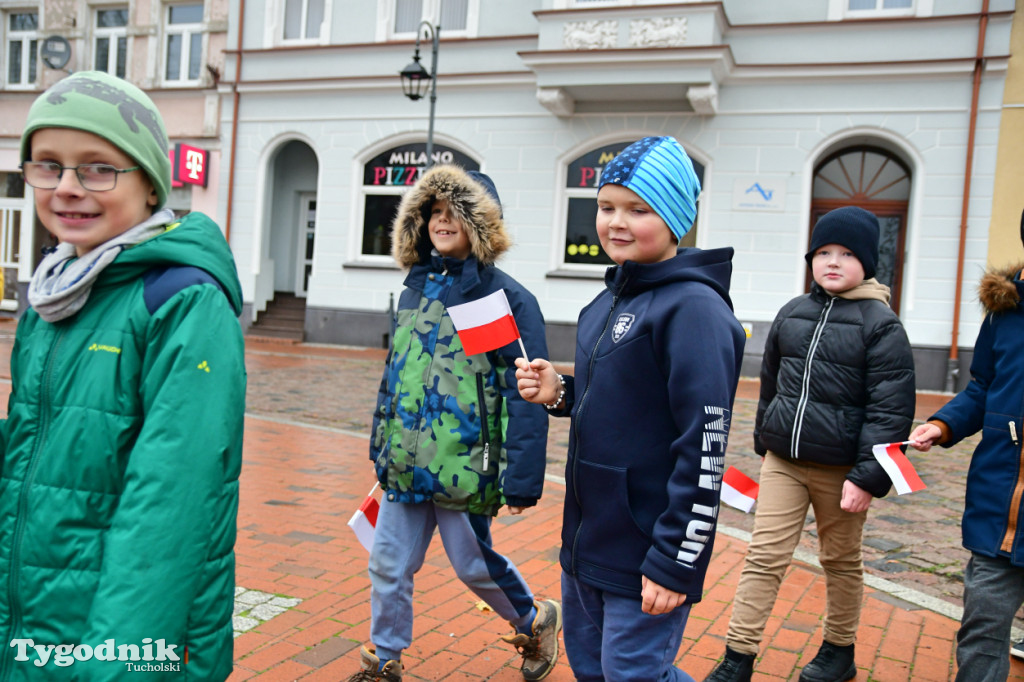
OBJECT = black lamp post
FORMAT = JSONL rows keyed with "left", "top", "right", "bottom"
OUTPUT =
{"left": 399, "top": 21, "right": 439, "bottom": 167}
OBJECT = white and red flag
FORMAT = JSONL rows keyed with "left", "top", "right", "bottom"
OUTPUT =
{"left": 447, "top": 289, "right": 528, "bottom": 358}
{"left": 872, "top": 442, "right": 926, "bottom": 495}
{"left": 721, "top": 466, "right": 759, "bottom": 513}
{"left": 347, "top": 483, "right": 380, "bottom": 552}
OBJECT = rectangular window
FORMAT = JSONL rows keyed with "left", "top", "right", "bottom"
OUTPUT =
{"left": 558, "top": 142, "right": 701, "bottom": 271}
{"left": 7, "top": 11, "right": 38, "bottom": 88}
{"left": 95, "top": 7, "right": 129, "bottom": 78}
{"left": 283, "top": 0, "right": 324, "bottom": 40}
{"left": 392, "top": 0, "right": 472, "bottom": 37}
{"left": 164, "top": 3, "right": 203, "bottom": 83}
{"left": 848, "top": 0, "right": 913, "bottom": 10}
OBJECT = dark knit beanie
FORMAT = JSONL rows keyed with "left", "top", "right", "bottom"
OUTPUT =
{"left": 467, "top": 171, "right": 502, "bottom": 217}
{"left": 804, "top": 206, "right": 880, "bottom": 280}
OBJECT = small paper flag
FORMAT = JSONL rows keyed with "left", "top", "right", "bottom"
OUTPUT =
{"left": 347, "top": 485, "right": 380, "bottom": 552}
{"left": 872, "top": 442, "right": 926, "bottom": 495}
{"left": 446, "top": 290, "right": 521, "bottom": 356}
{"left": 721, "top": 466, "right": 759, "bottom": 513}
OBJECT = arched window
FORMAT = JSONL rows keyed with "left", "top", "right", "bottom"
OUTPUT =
{"left": 560, "top": 141, "right": 704, "bottom": 269}
{"left": 358, "top": 143, "right": 479, "bottom": 259}
{"left": 810, "top": 145, "right": 911, "bottom": 312}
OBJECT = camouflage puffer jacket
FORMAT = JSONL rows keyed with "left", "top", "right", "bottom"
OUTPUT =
{"left": 369, "top": 165, "right": 549, "bottom": 515}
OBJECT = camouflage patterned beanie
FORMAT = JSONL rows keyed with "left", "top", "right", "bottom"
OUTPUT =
{"left": 20, "top": 71, "right": 172, "bottom": 208}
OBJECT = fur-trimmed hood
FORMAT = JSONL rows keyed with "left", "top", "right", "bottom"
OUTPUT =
{"left": 391, "top": 165, "right": 511, "bottom": 269}
{"left": 978, "top": 263, "right": 1024, "bottom": 314}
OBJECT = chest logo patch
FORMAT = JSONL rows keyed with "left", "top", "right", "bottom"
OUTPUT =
{"left": 611, "top": 313, "right": 635, "bottom": 343}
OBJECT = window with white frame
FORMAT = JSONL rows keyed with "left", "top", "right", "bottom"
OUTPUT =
{"left": 283, "top": 0, "right": 324, "bottom": 40}
{"left": 94, "top": 7, "right": 129, "bottom": 78}
{"left": 847, "top": 0, "right": 914, "bottom": 12}
{"left": 559, "top": 141, "right": 703, "bottom": 269}
{"left": 357, "top": 142, "right": 478, "bottom": 260}
{"left": 553, "top": 0, "right": 682, "bottom": 7}
{"left": 0, "top": 172, "right": 23, "bottom": 308}
{"left": 391, "top": 0, "right": 475, "bottom": 38}
{"left": 164, "top": 3, "right": 203, "bottom": 84}
{"left": 6, "top": 10, "right": 38, "bottom": 88}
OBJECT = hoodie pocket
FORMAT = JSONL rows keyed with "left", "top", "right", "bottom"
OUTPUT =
{"left": 574, "top": 459, "right": 651, "bottom": 574}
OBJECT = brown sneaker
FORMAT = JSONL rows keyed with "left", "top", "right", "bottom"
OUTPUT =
{"left": 500, "top": 599, "right": 562, "bottom": 681}
{"left": 346, "top": 646, "right": 402, "bottom": 682}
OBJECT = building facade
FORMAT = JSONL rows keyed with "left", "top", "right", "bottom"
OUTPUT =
{"left": 0, "top": 0, "right": 1018, "bottom": 391}
{"left": 0, "top": 0, "right": 227, "bottom": 308}
{"left": 216, "top": 0, "right": 1015, "bottom": 390}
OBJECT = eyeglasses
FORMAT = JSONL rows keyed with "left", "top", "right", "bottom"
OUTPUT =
{"left": 20, "top": 161, "right": 141, "bottom": 192}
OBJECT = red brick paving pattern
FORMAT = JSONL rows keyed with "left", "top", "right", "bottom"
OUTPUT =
{"left": 232, "top": 338, "right": 1024, "bottom": 680}
{"left": 0, "top": 324, "right": 1018, "bottom": 680}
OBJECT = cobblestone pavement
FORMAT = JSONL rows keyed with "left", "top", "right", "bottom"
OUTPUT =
{"left": 242, "top": 339, "right": 979, "bottom": 619}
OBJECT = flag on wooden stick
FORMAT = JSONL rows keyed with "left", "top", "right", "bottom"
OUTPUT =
{"left": 347, "top": 483, "right": 380, "bottom": 552}
{"left": 447, "top": 289, "right": 529, "bottom": 359}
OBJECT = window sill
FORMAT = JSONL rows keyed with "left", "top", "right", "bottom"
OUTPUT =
{"left": 343, "top": 260, "right": 401, "bottom": 271}
{"left": 546, "top": 268, "right": 607, "bottom": 280}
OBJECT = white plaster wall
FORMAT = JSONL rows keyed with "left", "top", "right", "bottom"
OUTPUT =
{"left": 225, "top": 70, "right": 1003, "bottom": 351}
{"left": 220, "top": 0, "right": 1011, "bottom": 352}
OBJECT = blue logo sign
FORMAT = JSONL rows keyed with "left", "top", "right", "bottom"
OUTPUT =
{"left": 745, "top": 183, "right": 774, "bottom": 201}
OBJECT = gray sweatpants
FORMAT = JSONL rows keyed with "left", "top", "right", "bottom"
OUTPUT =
{"left": 955, "top": 552, "right": 1024, "bottom": 682}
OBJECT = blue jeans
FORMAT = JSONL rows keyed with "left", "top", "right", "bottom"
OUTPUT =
{"left": 955, "top": 552, "right": 1024, "bottom": 682}
{"left": 561, "top": 572, "right": 695, "bottom": 682}
{"left": 368, "top": 499, "right": 535, "bottom": 662}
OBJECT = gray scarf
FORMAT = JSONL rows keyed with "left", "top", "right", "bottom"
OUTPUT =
{"left": 28, "top": 208, "right": 175, "bottom": 323}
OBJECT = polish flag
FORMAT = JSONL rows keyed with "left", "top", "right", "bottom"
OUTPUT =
{"left": 721, "top": 466, "right": 759, "bottom": 513}
{"left": 872, "top": 442, "right": 926, "bottom": 495}
{"left": 347, "top": 484, "right": 380, "bottom": 552}
{"left": 446, "top": 290, "right": 524, "bottom": 357}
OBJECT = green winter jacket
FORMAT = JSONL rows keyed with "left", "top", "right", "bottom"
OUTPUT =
{"left": 0, "top": 212, "right": 246, "bottom": 681}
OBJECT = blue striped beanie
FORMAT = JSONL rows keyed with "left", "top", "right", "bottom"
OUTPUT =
{"left": 598, "top": 136, "right": 701, "bottom": 240}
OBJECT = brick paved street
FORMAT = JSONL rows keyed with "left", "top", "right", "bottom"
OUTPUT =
{"left": 243, "top": 339, "right": 976, "bottom": 615}
{"left": 237, "top": 337, "right": 1024, "bottom": 680}
{"left": 0, "top": 319, "right": 1019, "bottom": 679}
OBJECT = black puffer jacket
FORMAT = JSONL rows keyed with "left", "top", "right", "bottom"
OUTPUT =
{"left": 754, "top": 279, "right": 916, "bottom": 497}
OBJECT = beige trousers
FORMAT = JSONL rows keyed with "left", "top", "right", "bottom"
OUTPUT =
{"left": 725, "top": 452, "right": 868, "bottom": 655}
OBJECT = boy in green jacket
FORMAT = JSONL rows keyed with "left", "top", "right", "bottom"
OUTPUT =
{"left": 2, "top": 71, "right": 246, "bottom": 681}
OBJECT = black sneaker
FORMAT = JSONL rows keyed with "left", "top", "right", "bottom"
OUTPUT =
{"left": 1012, "top": 637, "right": 1024, "bottom": 660}
{"left": 703, "top": 647, "right": 755, "bottom": 682}
{"left": 799, "top": 641, "right": 856, "bottom": 682}
{"left": 500, "top": 599, "right": 562, "bottom": 681}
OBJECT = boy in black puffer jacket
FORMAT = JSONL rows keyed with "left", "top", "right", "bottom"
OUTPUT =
{"left": 705, "top": 206, "right": 915, "bottom": 682}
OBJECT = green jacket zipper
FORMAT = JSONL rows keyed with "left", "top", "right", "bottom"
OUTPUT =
{"left": 2, "top": 328, "right": 64, "bottom": 681}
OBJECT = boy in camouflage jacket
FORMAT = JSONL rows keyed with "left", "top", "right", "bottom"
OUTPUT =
{"left": 349, "top": 165, "right": 560, "bottom": 682}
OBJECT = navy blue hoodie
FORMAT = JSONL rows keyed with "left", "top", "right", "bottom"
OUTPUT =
{"left": 557, "top": 247, "right": 745, "bottom": 601}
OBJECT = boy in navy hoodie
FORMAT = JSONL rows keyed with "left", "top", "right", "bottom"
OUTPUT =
{"left": 516, "top": 136, "right": 746, "bottom": 681}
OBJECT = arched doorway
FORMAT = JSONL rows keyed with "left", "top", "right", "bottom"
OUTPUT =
{"left": 809, "top": 145, "right": 911, "bottom": 313}
{"left": 250, "top": 139, "right": 319, "bottom": 341}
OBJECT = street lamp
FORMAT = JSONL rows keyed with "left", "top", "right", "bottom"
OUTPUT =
{"left": 399, "top": 21, "right": 439, "bottom": 167}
